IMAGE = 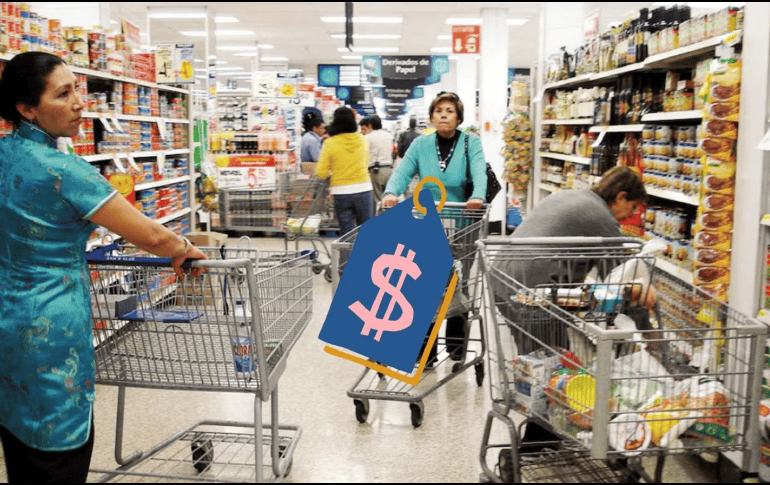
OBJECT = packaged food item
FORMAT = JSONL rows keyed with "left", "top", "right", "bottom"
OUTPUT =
{"left": 643, "top": 125, "right": 655, "bottom": 141}
{"left": 681, "top": 379, "right": 734, "bottom": 446}
{"left": 701, "top": 119, "right": 737, "bottom": 139}
{"left": 694, "top": 266, "right": 731, "bottom": 286}
{"left": 695, "top": 211, "right": 733, "bottom": 232}
{"left": 698, "top": 284, "right": 729, "bottom": 301}
{"left": 708, "top": 83, "right": 740, "bottom": 104}
{"left": 655, "top": 125, "right": 673, "bottom": 143}
{"left": 678, "top": 126, "right": 698, "bottom": 143}
{"left": 705, "top": 102, "right": 740, "bottom": 122}
{"left": 706, "top": 59, "right": 742, "bottom": 104}
{"left": 701, "top": 194, "right": 734, "bottom": 212}
{"left": 694, "top": 249, "right": 731, "bottom": 268}
{"left": 693, "top": 231, "right": 731, "bottom": 251}
{"left": 702, "top": 173, "right": 735, "bottom": 195}
{"left": 699, "top": 137, "right": 735, "bottom": 163}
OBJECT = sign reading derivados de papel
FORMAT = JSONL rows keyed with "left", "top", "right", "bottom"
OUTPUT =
{"left": 381, "top": 56, "right": 432, "bottom": 79}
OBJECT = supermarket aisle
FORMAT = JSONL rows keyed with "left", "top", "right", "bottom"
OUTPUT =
{"left": 0, "top": 235, "right": 724, "bottom": 483}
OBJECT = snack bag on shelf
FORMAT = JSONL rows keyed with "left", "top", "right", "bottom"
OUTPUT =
{"left": 704, "top": 59, "right": 742, "bottom": 104}
{"left": 701, "top": 161, "right": 736, "bottom": 195}
{"left": 693, "top": 231, "right": 732, "bottom": 251}
{"left": 699, "top": 137, "right": 735, "bottom": 162}
{"left": 701, "top": 119, "right": 738, "bottom": 139}
{"left": 693, "top": 249, "right": 731, "bottom": 268}
{"left": 693, "top": 266, "right": 731, "bottom": 287}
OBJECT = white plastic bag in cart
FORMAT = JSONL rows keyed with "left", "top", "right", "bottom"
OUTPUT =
{"left": 603, "top": 239, "right": 666, "bottom": 306}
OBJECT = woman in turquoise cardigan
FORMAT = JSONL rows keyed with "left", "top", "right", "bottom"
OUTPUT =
{"left": 382, "top": 92, "right": 487, "bottom": 209}
{"left": 382, "top": 92, "right": 488, "bottom": 367}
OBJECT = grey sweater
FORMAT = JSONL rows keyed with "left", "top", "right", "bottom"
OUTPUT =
{"left": 491, "top": 189, "right": 621, "bottom": 298}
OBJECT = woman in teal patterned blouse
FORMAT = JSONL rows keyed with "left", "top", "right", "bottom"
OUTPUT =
{"left": 0, "top": 52, "right": 207, "bottom": 482}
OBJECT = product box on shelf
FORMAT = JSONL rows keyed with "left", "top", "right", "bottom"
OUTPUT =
{"left": 186, "top": 231, "right": 227, "bottom": 248}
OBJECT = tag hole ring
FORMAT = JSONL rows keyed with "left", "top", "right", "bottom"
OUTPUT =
{"left": 413, "top": 176, "right": 447, "bottom": 215}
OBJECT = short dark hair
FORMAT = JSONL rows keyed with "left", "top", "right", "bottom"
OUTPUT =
{"left": 327, "top": 106, "right": 358, "bottom": 136}
{"left": 304, "top": 118, "right": 324, "bottom": 132}
{"left": 409, "top": 118, "right": 417, "bottom": 130}
{"left": 591, "top": 166, "right": 647, "bottom": 205}
{"left": 0, "top": 52, "right": 66, "bottom": 129}
{"left": 358, "top": 117, "right": 371, "bottom": 128}
{"left": 369, "top": 115, "right": 382, "bottom": 130}
{"left": 429, "top": 91, "right": 464, "bottom": 125}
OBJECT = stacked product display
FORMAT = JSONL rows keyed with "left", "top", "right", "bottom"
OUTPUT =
{"left": 502, "top": 77, "right": 533, "bottom": 195}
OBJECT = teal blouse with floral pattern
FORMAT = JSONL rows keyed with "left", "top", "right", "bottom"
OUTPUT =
{"left": 0, "top": 122, "right": 117, "bottom": 451}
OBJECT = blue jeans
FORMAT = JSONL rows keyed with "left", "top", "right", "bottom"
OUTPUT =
{"left": 334, "top": 191, "right": 373, "bottom": 236}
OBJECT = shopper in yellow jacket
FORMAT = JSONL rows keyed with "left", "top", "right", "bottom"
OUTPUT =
{"left": 315, "top": 106, "right": 373, "bottom": 236}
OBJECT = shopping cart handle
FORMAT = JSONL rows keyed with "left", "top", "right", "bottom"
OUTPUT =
{"left": 85, "top": 243, "right": 196, "bottom": 269}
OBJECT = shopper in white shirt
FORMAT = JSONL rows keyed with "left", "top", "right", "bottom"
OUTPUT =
{"left": 365, "top": 115, "right": 395, "bottom": 207}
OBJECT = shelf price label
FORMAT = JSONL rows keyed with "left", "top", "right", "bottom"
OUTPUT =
{"left": 111, "top": 154, "right": 127, "bottom": 174}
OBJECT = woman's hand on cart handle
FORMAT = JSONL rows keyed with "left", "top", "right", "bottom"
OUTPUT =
{"left": 381, "top": 193, "right": 399, "bottom": 210}
{"left": 465, "top": 198, "right": 484, "bottom": 210}
{"left": 172, "top": 239, "right": 208, "bottom": 279}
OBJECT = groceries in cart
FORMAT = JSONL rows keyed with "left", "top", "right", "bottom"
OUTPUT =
{"left": 285, "top": 214, "right": 323, "bottom": 235}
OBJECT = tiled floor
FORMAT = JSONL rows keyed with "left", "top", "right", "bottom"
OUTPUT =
{"left": 0, "top": 235, "right": 730, "bottom": 482}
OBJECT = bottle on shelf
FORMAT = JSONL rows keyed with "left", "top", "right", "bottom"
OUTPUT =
{"left": 637, "top": 8, "right": 651, "bottom": 62}
{"left": 627, "top": 16, "right": 638, "bottom": 66}
{"left": 608, "top": 81, "right": 618, "bottom": 125}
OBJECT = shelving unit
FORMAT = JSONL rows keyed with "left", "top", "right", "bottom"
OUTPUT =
{"left": 537, "top": 152, "right": 591, "bottom": 165}
{"left": 589, "top": 124, "right": 646, "bottom": 133}
{"left": 541, "top": 119, "right": 594, "bottom": 126}
{"left": 640, "top": 111, "right": 704, "bottom": 122}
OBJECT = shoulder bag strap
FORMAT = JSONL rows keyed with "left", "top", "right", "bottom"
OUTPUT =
{"left": 464, "top": 133, "right": 470, "bottom": 182}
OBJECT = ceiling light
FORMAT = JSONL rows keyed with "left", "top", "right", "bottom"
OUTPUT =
{"left": 179, "top": 31, "right": 207, "bottom": 37}
{"left": 257, "top": 44, "right": 274, "bottom": 49}
{"left": 216, "top": 61, "right": 228, "bottom": 65}
{"left": 321, "top": 16, "right": 402, "bottom": 24}
{"left": 140, "top": 45, "right": 157, "bottom": 51}
{"left": 148, "top": 12, "right": 206, "bottom": 19}
{"left": 217, "top": 45, "right": 259, "bottom": 51}
{"left": 341, "top": 55, "right": 363, "bottom": 60}
{"left": 337, "top": 47, "right": 399, "bottom": 53}
{"left": 215, "top": 16, "right": 239, "bottom": 23}
{"left": 261, "top": 56, "right": 289, "bottom": 62}
{"left": 445, "top": 18, "right": 482, "bottom": 25}
{"left": 330, "top": 34, "right": 401, "bottom": 40}
{"left": 215, "top": 29, "right": 255, "bottom": 37}
{"left": 507, "top": 18, "right": 529, "bottom": 26}
{"left": 430, "top": 47, "right": 452, "bottom": 53}
{"left": 288, "top": 68, "right": 303, "bottom": 73}
{"left": 232, "top": 52, "right": 259, "bottom": 57}
{"left": 437, "top": 34, "right": 451, "bottom": 40}
{"left": 194, "top": 59, "right": 204, "bottom": 63}
{"left": 215, "top": 67, "right": 245, "bottom": 71}
{"left": 194, "top": 75, "right": 207, "bottom": 80}
{"left": 208, "top": 55, "right": 217, "bottom": 59}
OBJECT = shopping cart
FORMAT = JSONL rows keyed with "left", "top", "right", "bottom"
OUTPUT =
{"left": 86, "top": 243, "right": 314, "bottom": 482}
{"left": 279, "top": 171, "right": 338, "bottom": 282}
{"left": 330, "top": 202, "right": 489, "bottom": 427}
{"left": 477, "top": 237, "right": 766, "bottom": 483}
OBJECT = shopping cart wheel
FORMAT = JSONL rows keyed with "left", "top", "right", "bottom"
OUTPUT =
{"left": 410, "top": 402, "right": 424, "bottom": 428}
{"left": 354, "top": 398, "right": 369, "bottom": 423}
{"left": 475, "top": 362, "right": 485, "bottom": 387}
{"left": 278, "top": 443, "right": 293, "bottom": 477}
{"left": 191, "top": 435, "right": 214, "bottom": 473}
{"left": 324, "top": 266, "right": 333, "bottom": 283}
{"left": 497, "top": 448, "right": 514, "bottom": 483}
{"left": 452, "top": 362, "right": 463, "bottom": 374}
{"left": 286, "top": 232, "right": 297, "bottom": 242}
{"left": 311, "top": 262, "right": 324, "bottom": 274}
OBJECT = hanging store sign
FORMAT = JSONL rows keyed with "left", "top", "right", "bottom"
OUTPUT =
{"left": 318, "top": 64, "right": 362, "bottom": 88}
{"left": 254, "top": 72, "right": 278, "bottom": 97}
{"left": 215, "top": 154, "right": 276, "bottom": 189}
{"left": 121, "top": 19, "right": 141, "bottom": 48}
{"left": 155, "top": 43, "right": 195, "bottom": 84}
{"left": 381, "top": 56, "right": 432, "bottom": 80}
{"left": 277, "top": 73, "right": 299, "bottom": 98}
{"left": 452, "top": 25, "right": 480, "bottom": 54}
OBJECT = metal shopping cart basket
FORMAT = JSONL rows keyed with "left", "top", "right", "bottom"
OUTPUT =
{"left": 279, "top": 171, "right": 338, "bottom": 282}
{"left": 86, "top": 244, "right": 314, "bottom": 482}
{"left": 330, "top": 201, "right": 489, "bottom": 427}
{"left": 476, "top": 237, "right": 766, "bottom": 483}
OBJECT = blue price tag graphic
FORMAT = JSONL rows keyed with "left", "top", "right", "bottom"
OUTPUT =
{"left": 319, "top": 189, "right": 454, "bottom": 375}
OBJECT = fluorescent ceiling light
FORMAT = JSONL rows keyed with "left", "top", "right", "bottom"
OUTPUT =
{"left": 194, "top": 58, "right": 204, "bottom": 63}
{"left": 232, "top": 52, "right": 259, "bottom": 57}
{"left": 330, "top": 34, "right": 401, "bottom": 40}
{"left": 507, "top": 18, "right": 529, "bottom": 26}
{"left": 208, "top": 55, "right": 217, "bottom": 59}
{"left": 261, "top": 56, "right": 289, "bottom": 62}
{"left": 140, "top": 45, "right": 157, "bottom": 51}
{"left": 216, "top": 61, "right": 228, "bottom": 65}
{"left": 437, "top": 34, "right": 451, "bottom": 40}
{"left": 337, "top": 47, "right": 399, "bottom": 53}
{"left": 215, "top": 16, "right": 239, "bottom": 23}
{"left": 217, "top": 45, "right": 259, "bottom": 51}
{"left": 430, "top": 47, "right": 452, "bottom": 53}
{"left": 148, "top": 12, "right": 206, "bottom": 19}
{"left": 341, "top": 55, "right": 363, "bottom": 60}
{"left": 288, "top": 68, "right": 303, "bottom": 73}
{"left": 194, "top": 75, "right": 207, "bottom": 80}
{"left": 258, "top": 44, "right": 274, "bottom": 49}
{"left": 180, "top": 31, "right": 207, "bottom": 37}
{"left": 321, "top": 16, "right": 402, "bottom": 24}
{"left": 216, "top": 29, "right": 255, "bottom": 37}
{"left": 216, "top": 67, "right": 245, "bottom": 71}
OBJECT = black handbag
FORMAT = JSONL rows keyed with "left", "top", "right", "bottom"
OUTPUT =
{"left": 463, "top": 135, "right": 502, "bottom": 203}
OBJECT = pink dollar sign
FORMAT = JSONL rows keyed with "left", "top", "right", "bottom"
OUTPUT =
{"left": 349, "top": 244, "right": 422, "bottom": 342}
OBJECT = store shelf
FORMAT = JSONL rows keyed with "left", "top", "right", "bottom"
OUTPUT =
{"left": 538, "top": 183, "right": 560, "bottom": 192}
{"left": 82, "top": 112, "right": 190, "bottom": 124}
{"left": 589, "top": 124, "right": 646, "bottom": 133}
{"left": 157, "top": 208, "right": 192, "bottom": 225}
{"left": 645, "top": 186, "right": 700, "bottom": 206}
{"left": 538, "top": 152, "right": 591, "bottom": 165}
{"left": 641, "top": 111, "right": 703, "bottom": 123}
{"left": 761, "top": 215, "right": 770, "bottom": 227}
{"left": 655, "top": 256, "right": 694, "bottom": 284}
{"left": 543, "top": 31, "right": 742, "bottom": 92}
{"left": 541, "top": 119, "right": 594, "bottom": 126}
{"left": 83, "top": 149, "right": 191, "bottom": 163}
{"left": 757, "top": 309, "right": 770, "bottom": 326}
{"left": 135, "top": 176, "right": 192, "bottom": 192}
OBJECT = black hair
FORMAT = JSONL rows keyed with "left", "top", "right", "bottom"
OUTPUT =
{"left": 327, "top": 107, "right": 358, "bottom": 136}
{"left": 358, "top": 117, "right": 371, "bottom": 128}
{"left": 303, "top": 116, "right": 324, "bottom": 133}
{"left": 409, "top": 118, "right": 417, "bottom": 130}
{"left": 0, "top": 52, "right": 66, "bottom": 128}
{"left": 591, "top": 166, "right": 647, "bottom": 205}
{"left": 370, "top": 115, "right": 382, "bottom": 130}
